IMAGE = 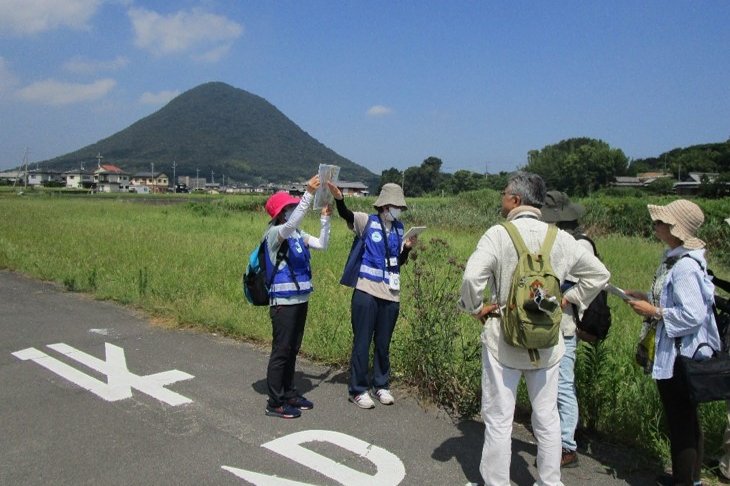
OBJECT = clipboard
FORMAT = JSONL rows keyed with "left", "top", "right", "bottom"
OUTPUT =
{"left": 403, "top": 226, "right": 426, "bottom": 241}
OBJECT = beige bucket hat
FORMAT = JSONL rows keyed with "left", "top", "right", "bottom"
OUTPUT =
{"left": 374, "top": 183, "right": 407, "bottom": 209}
{"left": 647, "top": 199, "right": 705, "bottom": 250}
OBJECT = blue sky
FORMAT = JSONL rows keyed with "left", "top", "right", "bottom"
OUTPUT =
{"left": 1, "top": 1, "right": 729, "bottom": 175}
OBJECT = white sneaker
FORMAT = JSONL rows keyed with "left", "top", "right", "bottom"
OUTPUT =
{"left": 375, "top": 389, "right": 395, "bottom": 405}
{"left": 349, "top": 392, "right": 375, "bottom": 409}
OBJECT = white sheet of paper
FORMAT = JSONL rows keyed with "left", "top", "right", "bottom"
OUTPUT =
{"left": 313, "top": 164, "right": 340, "bottom": 210}
{"left": 403, "top": 226, "right": 427, "bottom": 241}
{"left": 605, "top": 283, "right": 635, "bottom": 301}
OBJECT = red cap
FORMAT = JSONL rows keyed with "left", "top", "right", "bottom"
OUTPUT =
{"left": 265, "top": 191, "right": 300, "bottom": 219}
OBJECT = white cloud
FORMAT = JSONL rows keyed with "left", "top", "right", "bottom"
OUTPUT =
{"left": 0, "top": 0, "right": 100, "bottom": 36}
{"left": 193, "top": 44, "right": 232, "bottom": 63}
{"left": 128, "top": 7, "right": 243, "bottom": 58}
{"left": 63, "top": 55, "right": 129, "bottom": 74}
{"left": 0, "top": 57, "right": 19, "bottom": 93}
{"left": 139, "top": 90, "right": 180, "bottom": 105}
{"left": 17, "top": 78, "right": 116, "bottom": 105}
{"left": 367, "top": 105, "right": 394, "bottom": 117}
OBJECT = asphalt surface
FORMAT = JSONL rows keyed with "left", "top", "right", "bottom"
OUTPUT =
{"left": 0, "top": 270, "right": 658, "bottom": 485}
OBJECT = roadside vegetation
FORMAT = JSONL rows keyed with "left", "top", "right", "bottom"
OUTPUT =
{"left": 1, "top": 188, "right": 729, "bottom": 470}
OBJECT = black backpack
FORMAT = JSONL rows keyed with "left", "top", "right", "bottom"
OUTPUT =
{"left": 242, "top": 239, "right": 290, "bottom": 306}
{"left": 570, "top": 235, "right": 612, "bottom": 341}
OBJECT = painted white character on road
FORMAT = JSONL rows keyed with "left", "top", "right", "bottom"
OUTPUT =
{"left": 223, "top": 430, "right": 406, "bottom": 485}
{"left": 13, "top": 342, "right": 194, "bottom": 406}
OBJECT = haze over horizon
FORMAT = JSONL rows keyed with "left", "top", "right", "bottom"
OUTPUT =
{"left": 1, "top": 1, "right": 729, "bottom": 175}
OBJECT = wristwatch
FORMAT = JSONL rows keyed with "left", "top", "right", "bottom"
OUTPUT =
{"left": 653, "top": 307, "right": 662, "bottom": 320}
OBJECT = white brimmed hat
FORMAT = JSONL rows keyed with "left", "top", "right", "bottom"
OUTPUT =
{"left": 374, "top": 183, "right": 407, "bottom": 209}
{"left": 647, "top": 199, "right": 705, "bottom": 250}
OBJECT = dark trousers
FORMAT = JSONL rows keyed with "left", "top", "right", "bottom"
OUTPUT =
{"left": 656, "top": 360, "right": 703, "bottom": 486}
{"left": 267, "top": 302, "right": 308, "bottom": 407}
{"left": 348, "top": 289, "right": 400, "bottom": 396}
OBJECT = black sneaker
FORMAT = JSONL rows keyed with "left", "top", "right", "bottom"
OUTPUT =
{"left": 265, "top": 403, "right": 301, "bottom": 419}
{"left": 287, "top": 395, "right": 314, "bottom": 410}
{"left": 560, "top": 448, "right": 579, "bottom": 468}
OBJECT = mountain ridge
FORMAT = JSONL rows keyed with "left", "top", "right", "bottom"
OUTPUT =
{"left": 39, "top": 82, "right": 378, "bottom": 188}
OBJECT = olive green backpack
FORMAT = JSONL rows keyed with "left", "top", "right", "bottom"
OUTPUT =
{"left": 501, "top": 222, "right": 563, "bottom": 361}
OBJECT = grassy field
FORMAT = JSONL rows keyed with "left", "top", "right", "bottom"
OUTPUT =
{"left": 1, "top": 188, "right": 730, "bottom": 468}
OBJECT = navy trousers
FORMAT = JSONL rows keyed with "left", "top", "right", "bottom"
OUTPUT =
{"left": 348, "top": 289, "right": 400, "bottom": 396}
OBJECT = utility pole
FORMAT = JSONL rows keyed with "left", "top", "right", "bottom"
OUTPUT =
{"left": 151, "top": 162, "right": 155, "bottom": 192}
{"left": 22, "top": 147, "right": 29, "bottom": 189}
{"left": 171, "top": 160, "right": 176, "bottom": 190}
{"left": 96, "top": 153, "right": 103, "bottom": 169}
{"left": 211, "top": 169, "right": 214, "bottom": 185}
{"left": 196, "top": 168, "right": 199, "bottom": 190}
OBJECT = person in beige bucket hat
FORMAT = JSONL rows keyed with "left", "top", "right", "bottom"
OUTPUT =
{"left": 625, "top": 198, "right": 719, "bottom": 485}
{"left": 373, "top": 182, "right": 408, "bottom": 210}
{"left": 647, "top": 199, "right": 705, "bottom": 250}
{"left": 325, "top": 181, "right": 417, "bottom": 409}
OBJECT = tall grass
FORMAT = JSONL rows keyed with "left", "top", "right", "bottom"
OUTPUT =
{"left": 1, "top": 190, "right": 730, "bottom": 468}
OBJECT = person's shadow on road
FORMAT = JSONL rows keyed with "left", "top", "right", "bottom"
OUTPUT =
{"left": 432, "top": 419, "right": 540, "bottom": 486}
{"left": 251, "top": 369, "right": 333, "bottom": 396}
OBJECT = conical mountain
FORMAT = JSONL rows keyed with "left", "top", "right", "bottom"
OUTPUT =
{"left": 42, "top": 82, "right": 377, "bottom": 188}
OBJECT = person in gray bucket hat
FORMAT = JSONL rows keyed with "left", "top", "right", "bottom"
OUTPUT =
{"left": 541, "top": 191, "right": 592, "bottom": 468}
{"left": 326, "top": 181, "right": 418, "bottom": 409}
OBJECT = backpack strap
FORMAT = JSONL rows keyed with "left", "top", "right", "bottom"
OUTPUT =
{"left": 501, "top": 221, "right": 529, "bottom": 256}
{"left": 266, "top": 239, "right": 299, "bottom": 291}
{"left": 539, "top": 225, "right": 558, "bottom": 257}
{"left": 574, "top": 234, "right": 599, "bottom": 258}
{"left": 501, "top": 221, "right": 558, "bottom": 257}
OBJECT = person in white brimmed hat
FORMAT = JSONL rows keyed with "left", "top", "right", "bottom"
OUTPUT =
{"left": 326, "top": 181, "right": 418, "bottom": 409}
{"left": 625, "top": 199, "right": 720, "bottom": 486}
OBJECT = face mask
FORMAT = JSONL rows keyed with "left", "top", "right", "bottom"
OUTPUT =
{"left": 387, "top": 207, "right": 402, "bottom": 221}
{"left": 283, "top": 207, "right": 294, "bottom": 221}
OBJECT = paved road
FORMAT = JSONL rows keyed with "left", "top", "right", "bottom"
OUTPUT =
{"left": 0, "top": 270, "right": 656, "bottom": 485}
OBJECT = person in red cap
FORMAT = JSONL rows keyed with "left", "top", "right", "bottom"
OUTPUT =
{"left": 262, "top": 174, "right": 331, "bottom": 419}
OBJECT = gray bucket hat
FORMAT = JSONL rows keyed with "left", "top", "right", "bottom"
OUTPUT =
{"left": 374, "top": 183, "right": 407, "bottom": 209}
{"left": 541, "top": 191, "right": 585, "bottom": 223}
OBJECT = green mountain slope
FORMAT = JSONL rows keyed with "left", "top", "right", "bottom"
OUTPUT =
{"left": 42, "top": 82, "right": 377, "bottom": 188}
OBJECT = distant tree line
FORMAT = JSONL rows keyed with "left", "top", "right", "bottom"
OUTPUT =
{"left": 379, "top": 138, "right": 730, "bottom": 198}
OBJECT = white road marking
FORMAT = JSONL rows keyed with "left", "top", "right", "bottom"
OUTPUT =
{"left": 222, "top": 429, "right": 406, "bottom": 485}
{"left": 12, "top": 342, "right": 194, "bottom": 406}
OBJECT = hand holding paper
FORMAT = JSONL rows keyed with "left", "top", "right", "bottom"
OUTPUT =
{"left": 605, "top": 283, "right": 637, "bottom": 301}
{"left": 403, "top": 226, "right": 426, "bottom": 249}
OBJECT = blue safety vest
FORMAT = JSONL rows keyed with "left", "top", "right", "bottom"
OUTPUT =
{"left": 358, "top": 214, "right": 403, "bottom": 285}
{"left": 269, "top": 232, "right": 313, "bottom": 299}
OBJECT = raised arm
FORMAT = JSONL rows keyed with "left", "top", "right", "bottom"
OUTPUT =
{"left": 327, "top": 181, "right": 355, "bottom": 226}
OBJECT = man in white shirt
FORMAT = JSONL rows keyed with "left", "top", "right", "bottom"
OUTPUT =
{"left": 458, "top": 172, "right": 610, "bottom": 486}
